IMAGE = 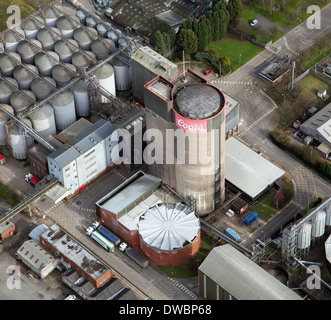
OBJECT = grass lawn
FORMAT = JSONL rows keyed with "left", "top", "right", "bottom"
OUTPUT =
{"left": 158, "top": 231, "right": 214, "bottom": 278}
{"left": 0, "top": 181, "right": 21, "bottom": 206}
{"left": 242, "top": 0, "right": 331, "bottom": 29}
{"left": 301, "top": 46, "right": 331, "bottom": 70}
{"left": 207, "top": 37, "right": 264, "bottom": 71}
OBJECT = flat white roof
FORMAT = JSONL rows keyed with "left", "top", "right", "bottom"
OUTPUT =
{"left": 225, "top": 138, "right": 285, "bottom": 198}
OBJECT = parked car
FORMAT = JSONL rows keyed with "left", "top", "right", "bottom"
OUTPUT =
{"left": 250, "top": 19, "right": 258, "bottom": 27}
{"left": 204, "top": 68, "right": 213, "bottom": 75}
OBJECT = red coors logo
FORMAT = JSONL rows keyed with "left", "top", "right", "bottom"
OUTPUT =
{"left": 175, "top": 114, "right": 207, "bottom": 133}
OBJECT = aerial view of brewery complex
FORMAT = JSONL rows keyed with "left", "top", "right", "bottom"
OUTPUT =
{"left": 0, "top": 0, "right": 331, "bottom": 304}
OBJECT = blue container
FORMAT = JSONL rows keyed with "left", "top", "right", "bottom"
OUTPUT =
{"left": 243, "top": 211, "right": 259, "bottom": 225}
{"left": 225, "top": 227, "right": 240, "bottom": 242}
{"left": 97, "top": 225, "right": 121, "bottom": 246}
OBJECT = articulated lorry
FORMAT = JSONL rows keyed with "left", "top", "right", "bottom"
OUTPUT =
{"left": 86, "top": 227, "right": 115, "bottom": 252}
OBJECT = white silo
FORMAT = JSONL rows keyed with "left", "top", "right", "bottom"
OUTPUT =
{"left": 13, "top": 64, "right": 39, "bottom": 90}
{"left": 0, "top": 53, "right": 21, "bottom": 77}
{"left": 37, "top": 28, "right": 62, "bottom": 51}
{"left": 34, "top": 51, "right": 59, "bottom": 77}
{"left": 22, "top": 17, "right": 44, "bottom": 39}
{"left": 31, "top": 77, "right": 56, "bottom": 101}
{"left": 73, "top": 27, "right": 98, "bottom": 50}
{"left": 85, "top": 16, "right": 97, "bottom": 28}
{"left": 50, "top": 91, "right": 76, "bottom": 130}
{"left": 4, "top": 29, "right": 25, "bottom": 52}
{"left": 107, "top": 29, "right": 121, "bottom": 47}
{"left": 72, "top": 79, "right": 90, "bottom": 117}
{"left": 56, "top": 16, "right": 80, "bottom": 39}
{"left": 312, "top": 210, "right": 326, "bottom": 239}
{"left": 91, "top": 39, "right": 115, "bottom": 60}
{"left": 17, "top": 39, "right": 42, "bottom": 64}
{"left": 54, "top": 39, "right": 79, "bottom": 63}
{"left": 71, "top": 51, "right": 96, "bottom": 71}
{"left": 90, "top": 63, "right": 116, "bottom": 103}
{"left": 113, "top": 58, "right": 132, "bottom": 91}
{"left": 52, "top": 63, "right": 77, "bottom": 87}
{"left": 0, "top": 104, "right": 14, "bottom": 146}
{"left": 325, "top": 203, "right": 331, "bottom": 227}
{"left": 0, "top": 78, "right": 18, "bottom": 104}
{"left": 96, "top": 23, "right": 108, "bottom": 38}
{"left": 29, "top": 103, "right": 56, "bottom": 138}
{"left": 297, "top": 222, "right": 312, "bottom": 257}
{"left": 10, "top": 90, "right": 36, "bottom": 114}
{"left": 44, "top": 4, "right": 63, "bottom": 27}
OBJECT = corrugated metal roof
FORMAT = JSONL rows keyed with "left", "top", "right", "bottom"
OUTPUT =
{"left": 47, "top": 144, "right": 79, "bottom": 167}
{"left": 225, "top": 137, "right": 285, "bottom": 198}
{"left": 199, "top": 244, "right": 302, "bottom": 300}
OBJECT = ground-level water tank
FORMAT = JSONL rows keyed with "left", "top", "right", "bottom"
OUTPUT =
{"left": 0, "top": 104, "right": 14, "bottom": 145}
{"left": 29, "top": 103, "right": 56, "bottom": 138}
{"left": 50, "top": 91, "right": 76, "bottom": 130}
{"left": 72, "top": 79, "right": 90, "bottom": 117}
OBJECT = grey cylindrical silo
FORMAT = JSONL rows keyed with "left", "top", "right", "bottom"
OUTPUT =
{"left": 54, "top": 39, "right": 79, "bottom": 63}
{"left": 91, "top": 39, "right": 114, "bottom": 60}
{"left": 17, "top": 39, "right": 42, "bottom": 64}
{"left": 113, "top": 58, "right": 132, "bottom": 91}
{"left": 0, "top": 53, "right": 21, "bottom": 77}
{"left": 73, "top": 27, "right": 98, "bottom": 51}
{"left": 34, "top": 51, "right": 59, "bottom": 77}
{"left": 51, "top": 63, "right": 77, "bottom": 86}
{"left": 96, "top": 23, "right": 108, "bottom": 38}
{"left": 29, "top": 103, "right": 56, "bottom": 137}
{"left": 0, "top": 104, "right": 14, "bottom": 146}
{"left": 50, "top": 91, "right": 76, "bottom": 130}
{"left": 85, "top": 16, "right": 97, "bottom": 28}
{"left": 31, "top": 77, "right": 56, "bottom": 101}
{"left": 13, "top": 64, "right": 39, "bottom": 90}
{"left": 0, "top": 78, "right": 18, "bottom": 104}
{"left": 22, "top": 17, "right": 44, "bottom": 39}
{"left": 72, "top": 79, "right": 90, "bottom": 117}
{"left": 71, "top": 51, "right": 96, "bottom": 71}
{"left": 10, "top": 90, "right": 36, "bottom": 115}
{"left": 4, "top": 29, "right": 25, "bottom": 52}
{"left": 76, "top": 9, "right": 87, "bottom": 24}
{"left": 107, "top": 29, "right": 121, "bottom": 47}
{"left": 56, "top": 16, "right": 80, "bottom": 39}
{"left": 37, "top": 27, "right": 62, "bottom": 51}
{"left": 44, "top": 4, "right": 63, "bottom": 27}
{"left": 118, "top": 37, "right": 129, "bottom": 50}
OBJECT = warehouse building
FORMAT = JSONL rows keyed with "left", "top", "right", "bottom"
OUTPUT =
{"left": 47, "top": 118, "right": 117, "bottom": 195}
{"left": 198, "top": 244, "right": 302, "bottom": 300}
{"left": 40, "top": 224, "right": 112, "bottom": 289}
{"left": 300, "top": 102, "right": 331, "bottom": 146}
{"left": 16, "top": 239, "right": 60, "bottom": 280}
{"left": 225, "top": 137, "right": 285, "bottom": 203}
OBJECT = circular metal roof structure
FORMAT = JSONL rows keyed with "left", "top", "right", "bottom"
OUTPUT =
{"left": 175, "top": 84, "right": 223, "bottom": 120}
{"left": 138, "top": 203, "right": 200, "bottom": 251}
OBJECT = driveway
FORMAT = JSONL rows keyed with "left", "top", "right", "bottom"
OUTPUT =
{"left": 254, "top": 13, "right": 291, "bottom": 35}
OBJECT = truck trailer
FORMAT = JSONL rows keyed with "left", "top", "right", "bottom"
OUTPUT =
{"left": 96, "top": 225, "right": 120, "bottom": 246}
{"left": 125, "top": 247, "right": 149, "bottom": 268}
{"left": 86, "top": 227, "right": 115, "bottom": 252}
{"left": 225, "top": 227, "right": 240, "bottom": 242}
{"left": 243, "top": 211, "right": 259, "bottom": 225}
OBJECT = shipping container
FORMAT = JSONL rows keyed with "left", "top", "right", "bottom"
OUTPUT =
{"left": 97, "top": 225, "right": 120, "bottom": 246}
{"left": 125, "top": 247, "right": 149, "bottom": 268}
{"left": 243, "top": 211, "right": 259, "bottom": 225}
{"left": 225, "top": 227, "right": 240, "bottom": 242}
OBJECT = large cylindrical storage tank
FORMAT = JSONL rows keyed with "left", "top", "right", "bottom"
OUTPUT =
{"left": 22, "top": 17, "right": 44, "bottom": 39}
{"left": 325, "top": 202, "right": 331, "bottom": 227}
{"left": 4, "top": 29, "right": 25, "bottom": 52}
{"left": 71, "top": 51, "right": 96, "bottom": 71}
{"left": 13, "top": 64, "right": 38, "bottom": 90}
{"left": 107, "top": 29, "right": 121, "bottom": 47}
{"left": 113, "top": 58, "right": 132, "bottom": 91}
{"left": 85, "top": 16, "right": 97, "bottom": 28}
{"left": 76, "top": 9, "right": 87, "bottom": 24}
{"left": 73, "top": 27, "right": 98, "bottom": 50}
{"left": 0, "top": 104, "right": 14, "bottom": 146}
{"left": 10, "top": 90, "right": 36, "bottom": 115}
{"left": 51, "top": 63, "right": 77, "bottom": 86}
{"left": 31, "top": 77, "right": 56, "bottom": 101}
{"left": 96, "top": 23, "right": 108, "bottom": 38}
{"left": 0, "top": 78, "right": 18, "bottom": 104}
{"left": 8, "top": 119, "right": 33, "bottom": 159}
{"left": 91, "top": 39, "right": 114, "bottom": 60}
{"left": 297, "top": 222, "right": 312, "bottom": 250}
{"left": 54, "top": 39, "right": 79, "bottom": 63}
{"left": 56, "top": 16, "right": 80, "bottom": 39}
{"left": 34, "top": 51, "right": 59, "bottom": 77}
{"left": 0, "top": 53, "right": 21, "bottom": 77}
{"left": 37, "top": 28, "right": 62, "bottom": 51}
{"left": 44, "top": 4, "right": 63, "bottom": 27}
{"left": 312, "top": 210, "right": 326, "bottom": 238}
{"left": 118, "top": 36, "right": 129, "bottom": 50}
{"left": 17, "top": 39, "right": 42, "bottom": 64}
{"left": 90, "top": 63, "right": 116, "bottom": 103}
{"left": 29, "top": 103, "right": 56, "bottom": 137}
{"left": 72, "top": 79, "right": 90, "bottom": 117}
{"left": 50, "top": 91, "right": 76, "bottom": 130}
{"left": 138, "top": 203, "right": 201, "bottom": 266}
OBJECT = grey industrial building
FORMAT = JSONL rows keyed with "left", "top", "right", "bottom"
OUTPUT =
{"left": 198, "top": 244, "right": 302, "bottom": 300}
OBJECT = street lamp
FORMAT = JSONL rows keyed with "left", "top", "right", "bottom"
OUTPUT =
{"left": 239, "top": 54, "right": 242, "bottom": 67}
{"left": 219, "top": 62, "right": 222, "bottom": 77}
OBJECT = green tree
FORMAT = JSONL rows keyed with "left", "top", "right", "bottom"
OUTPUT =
{"left": 228, "top": 0, "right": 243, "bottom": 18}
{"left": 197, "top": 16, "right": 209, "bottom": 50}
{"left": 177, "top": 29, "right": 198, "bottom": 55}
{"left": 154, "top": 31, "right": 167, "bottom": 56}
{"left": 169, "top": 28, "right": 177, "bottom": 51}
